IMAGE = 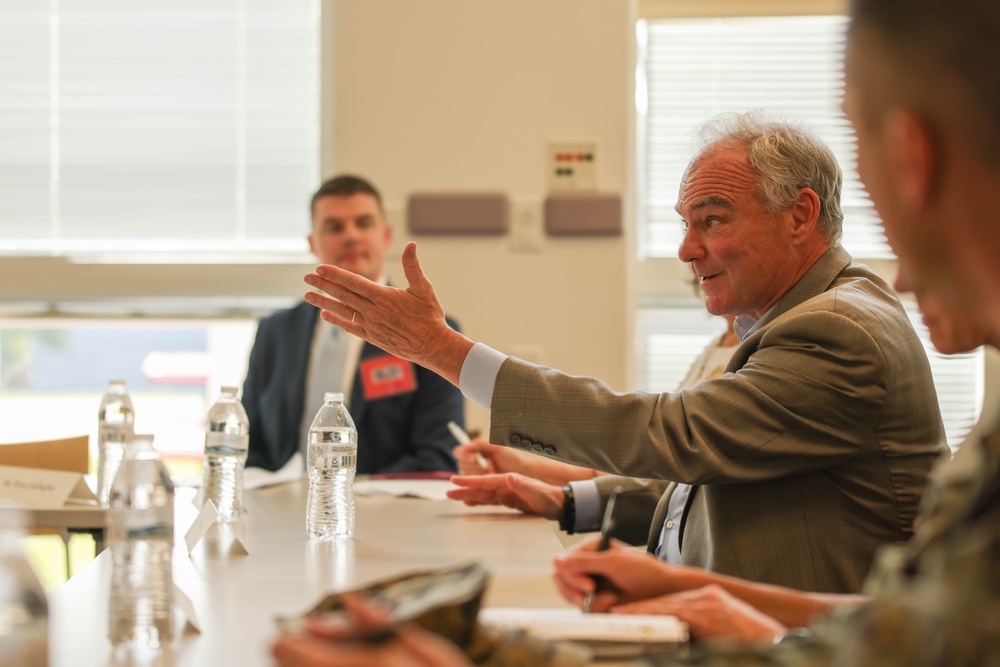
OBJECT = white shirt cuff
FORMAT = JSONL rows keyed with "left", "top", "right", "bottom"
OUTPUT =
{"left": 459, "top": 342, "right": 507, "bottom": 409}
{"left": 568, "top": 480, "right": 602, "bottom": 533}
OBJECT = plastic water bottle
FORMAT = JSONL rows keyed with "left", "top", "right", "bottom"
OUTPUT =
{"left": 107, "top": 434, "right": 175, "bottom": 652}
{"left": 200, "top": 386, "right": 250, "bottom": 522}
{"left": 0, "top": 528, "right": 48, "bottom": 667}
{"left": 306, "top": 392, "right": 357, "bottom": 541}
{"left": 96, "top": 379, "right": 135, "bottom": 507}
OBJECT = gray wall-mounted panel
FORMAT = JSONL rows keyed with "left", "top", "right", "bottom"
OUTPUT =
{"left": 407, "top": 192, "right": 509, "bottom": 235}
{"left": 544, "top": 192, "right": 622, "bottom": 235}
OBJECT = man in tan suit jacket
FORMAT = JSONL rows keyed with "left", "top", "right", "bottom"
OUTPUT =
{"left": 491, "top": 241, "right": 944, "bottom": 594}
{"left": 303, "top": 113, "right": 948, "bottom": 594}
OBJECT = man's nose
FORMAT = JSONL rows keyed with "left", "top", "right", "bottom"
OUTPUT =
{"left": 342, "top": 222, "right": 362, "bottom": 240}
{"left": 677, "top": 227, "right": 705, "bottom": 263}
{"left": 894, "top": 264, "right": 914, "bottom": 294}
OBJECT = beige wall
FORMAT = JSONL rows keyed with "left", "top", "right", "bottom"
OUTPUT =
{"left": 326, "top": 1, "right": 636, "bottom": 432}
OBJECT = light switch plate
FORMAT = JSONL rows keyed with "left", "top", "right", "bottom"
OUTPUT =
{"left": 509, "top": 197, "right": 544, "bottom": 253}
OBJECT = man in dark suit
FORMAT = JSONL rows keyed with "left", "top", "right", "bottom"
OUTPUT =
{"left": 243, "top": 175, "right": 463, "bottom": 474}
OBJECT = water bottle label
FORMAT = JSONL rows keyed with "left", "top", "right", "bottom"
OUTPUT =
{"left": 99, "top": 424, "right": 131, "bottom": 443}
{"left": 306, "top": 426, "right": 357, "bottom": 541}
{"left": 205, "top": 431, "right": 249, "bottom": 453}
{"left": 112, "top": 506, "right": 174, "bottom": 535}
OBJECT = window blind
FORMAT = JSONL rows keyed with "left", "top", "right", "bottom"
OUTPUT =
{"left": 637, "top": 15, "right": 889, "bottom": 260}
{"left": 0, "top": 0, "right": 319, "bottom": 258}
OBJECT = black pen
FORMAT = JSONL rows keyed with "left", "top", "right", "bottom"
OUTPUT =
{"left": 582, "top": 485, "right": 622, "bottom": 613}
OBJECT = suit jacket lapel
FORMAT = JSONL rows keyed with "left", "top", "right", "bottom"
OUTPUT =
{"left": 647, "top": 481, "right": 678, "bottom": 553}
{"left": 755, "top": 245, "right": 853, "bottom": 331}
{"left": 678, "top": 485, "right": 697, "bottom": 553}
{"left": 289, "top": 302, "right": 320, "bottom": 424}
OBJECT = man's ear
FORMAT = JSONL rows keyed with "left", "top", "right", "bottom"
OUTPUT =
{"left": 882, "top": 108, "right": 937, "bottom": 210}
{"left": 307, "top": 233, "right": 318, "bottom": 256}
{"left": 789, "top": 187, "right": 821, "bottom": 242}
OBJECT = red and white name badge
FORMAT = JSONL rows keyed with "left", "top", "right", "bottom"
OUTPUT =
{"left": 360, "top": 356, "right": 418, "bottom": 400}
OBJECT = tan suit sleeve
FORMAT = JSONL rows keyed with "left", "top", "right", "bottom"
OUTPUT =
{"left": 490, "top": 307, "right": 889, "bottom": 483}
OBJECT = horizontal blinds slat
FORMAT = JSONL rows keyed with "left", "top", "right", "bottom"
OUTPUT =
{"left": 639, "top": 15, "right": 891, "bottom": 259}
{"left": 637, "top": 307, "right": 726, "bottom": 391}
{"left": 0, "top": 0, "right": 318, "bottom": 256}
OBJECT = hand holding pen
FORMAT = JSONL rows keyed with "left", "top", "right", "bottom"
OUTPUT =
{"left": 448, "top": 421, "right": 491, "bottom": 472}
{"left": 582, "top": 485, "right": 622, "bottom": 613}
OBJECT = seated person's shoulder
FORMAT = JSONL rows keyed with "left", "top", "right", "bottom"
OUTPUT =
{"left": 258, "top": 301, "right": 315, "bottom": 328}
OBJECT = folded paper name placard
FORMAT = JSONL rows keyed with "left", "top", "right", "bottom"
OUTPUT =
{"left": 0, "top": 464, "right": 97, "bottom": 508}
{"left": 0, "top": 435, "right": 89, "bottom": 474}
{"left": 184, "top": 499, "right": 249, "bottom": 557}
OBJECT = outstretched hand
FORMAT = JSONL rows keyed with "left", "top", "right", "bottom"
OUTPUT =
{"left": 447, "top": 473, "right": 566, "bottom": 520}
{"left": 453, "top": 440, "right": 601, "bottom": 487}
{"left": 304, "top": 241, "right": 473, "bottom": 385}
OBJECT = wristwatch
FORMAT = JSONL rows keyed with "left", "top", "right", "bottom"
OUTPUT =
{"left": 558, "top": 485, "right": 576, "bottom": 534}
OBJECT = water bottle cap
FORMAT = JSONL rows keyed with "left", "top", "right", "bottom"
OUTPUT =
{"left": 108, "top": 379, "right": 126, "bottom": 389}
{"left": 323, "top": 392, "right": 344, "bottom": 403}
{"left": 220, "top": 386, "right": 239, "bottom": 397}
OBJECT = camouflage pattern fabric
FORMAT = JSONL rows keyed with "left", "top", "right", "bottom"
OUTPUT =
{"left": 646, "top": 422, "right": 1000, "bottom": 667}
{"left": 285, "top": 561, "right": 590, "bottom": 667}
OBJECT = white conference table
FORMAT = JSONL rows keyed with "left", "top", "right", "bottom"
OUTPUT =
{"left": 48, "top": 478, "right": 576, "bottom": 666}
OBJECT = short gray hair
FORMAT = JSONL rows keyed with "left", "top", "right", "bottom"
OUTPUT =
{"left": 694, "top": 112, "right": 844, "bottom": 244}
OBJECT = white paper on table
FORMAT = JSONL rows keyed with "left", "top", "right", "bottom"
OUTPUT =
{"left": 243, "top": 452, "right": 305, "bottom": 490}
{"left": 353, "top": 479, "right": 455, "bottom": 501}
{"left": 479, "top": 607, "right": 688, "bottom": 644}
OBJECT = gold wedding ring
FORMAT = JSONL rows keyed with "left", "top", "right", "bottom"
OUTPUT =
{"left": 351, "top": 311, "right": 357, "bottom": 323}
